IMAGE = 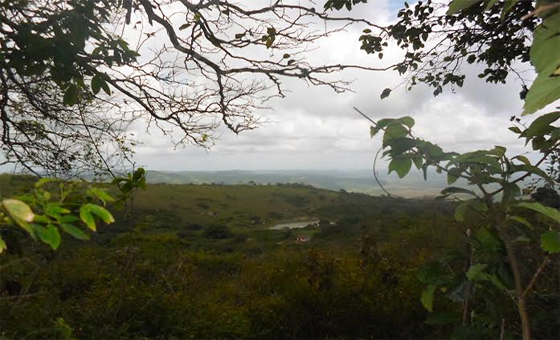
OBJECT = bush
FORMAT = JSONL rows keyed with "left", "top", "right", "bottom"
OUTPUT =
{"left": 203, "top": 225, "right": 232, "bottom": 239}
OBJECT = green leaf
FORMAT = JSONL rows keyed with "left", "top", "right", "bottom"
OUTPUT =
{"left": 507, "top": 215, "right": 533, "bottom": 229}
{"left": 2, "top": 199, "right": 35, "bottom": 237}
{"left": 530, "top": 11, "right": 560, "bottom": 75}
{"left": 441, "top": 187, "right": 477, "bottom": 197}
{"left": 421, "top": 285, "right": 437, "bottom": 312}
{"left": 0, "top": 236, "right": 6, "bottom": 254}
{"left": 512, "top": 155, "right": 531, "bottom": 166}
{"left": 380, "top": 88, "right": 392, "bottom": 99}
{"left": 412, "top": 156, "right": 423, "bottom": 170}
{"left": 447, "top": 0, "right": 482, "bottom": 15}
{"left": 389, "top": 157, "right": 412, "bottom": 178}
{"left": 383, "top": 124, "right": 408, "bottom": 146}
{"left": 425, "top": 313, "right": 460, "bottom": 325}
{"left": 541, "top": 231, "right": 560, "bottom": 253}
{"left": 476, "top": 227, "right": 500, "bottom": 252}
{"left": 515, "top": 202, "right": 560, "bottom": 224}
{"left": 455, "top": 199, "right": 487, "bottom": 222}
{"left": 502, "top": 183, "right": 521, "bottom": 204}
{"left": 389, "top": 138, "right": 417, "bottom": 155}
{"left": 61, "top": 224, "right": 90, "bottom": 241}
{"left": 36, "top": 224, "right": 61, "bottom": 250}
{"left": 100, "top": 78, "right": 111, "bottom": 95}
{"left": 45, "top": 203, "right": 71, "bottom": 218}
{"left": 88, "top": 204, "right": 115, "bottom": 224}
{"left": 63, "top": 84, "right": 79, "bottom": 106}
{"left": 91, "top": 75, "right": 102, "bottom": 94}
{"left": 87, "top": 188, "right": 115, "bottom": 205}
{"left": 510, "top": 164, "right": 554, "bottom": 185}
{"left": 508, "top": 126, "right": 521, "bottom": 134}
{"left": 447, "top": 168, "right": 461, "bottom": 185}
{"left": 501, "top": 0, "right": 519, "bottom": 17}
{"left": 524, "top": 11, "right": 560, "bottom": 114}
{"left": 394, "top": 116, "right": 415, "bottom": 129}
{"left": 484, "top": 0, "right": 500, "bottom": 10}
{"left": 179, "top": 23, "right": 191, "bottom": 30}
{"left": 35, "top": 178, "right": 56, "bottom": 187}
{"left": 79, "top": 205, "right": 96, "bottom": 231}
{"left": 522, "top": 112, "right": 560, "bottom": 142}
{"left": 524, "top": 77, "right": 560, "bottom": 115}
{"left": 466, "top": 263, "right": 488, "bottom": 281}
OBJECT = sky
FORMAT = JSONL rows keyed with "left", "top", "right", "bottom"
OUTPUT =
{"left": 126, "top": 0, "right": 537, "bottom": 174}
{"left": 0, "top": 0, "right": 542, "bottom": 176}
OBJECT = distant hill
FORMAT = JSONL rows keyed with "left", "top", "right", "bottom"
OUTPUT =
{"left": 145, "top": 169, "right": 449, "bottom": 197}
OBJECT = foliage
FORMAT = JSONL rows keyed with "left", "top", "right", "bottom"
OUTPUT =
{"left": 0, "top": 168, "right": 146, "bottom": 253}
{"left": 359, "top": 1, "right": 560, "bottom": 339}
{"left": 332, "top": 0, "right": 540, "bottom": 97}
{"left": 1, "top": 181, "right": 475, "bottom": 339}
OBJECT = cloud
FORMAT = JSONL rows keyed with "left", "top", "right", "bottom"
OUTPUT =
{"left": 127, "top": 0, "right": 544, "bottom": 173}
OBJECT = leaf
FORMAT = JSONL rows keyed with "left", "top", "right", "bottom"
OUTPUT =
{"left": 515, "top": 202, "right": 560, "bottom": 224}
{"left": 88, "top": 204, "right": 115, "bottom": 224}
{"left": 541, "top": 231, "right": 560, "bottom": 253}
{"left": 501, "top": 0, "right": 519, "bottom": 17}
{"left": 512, "top": 155, "right": 531, "bottom": 166}
{"left": 424, "top": 313, "right": 460, "bottom": 325}
{"left": 522, "top": 111, "right": 560, "bottom": 142}
{"left": 380, "top": 88, "right": 391, "bottom": 99}
{"left": 455, "top": 199, "right": 487, "bottom": 222}
{"left": 2, "top": 199, "right": 35, "bottom": 237}
{"left": 447, "top": 168, "right": 461, "bottom": 185}
{"left": 466, "top": 263, "right": 488, "bottom": 281}
{"left": 524, "top": 11, "right": 560, "bottom": 114}
{"left": 63, "top": 84, "right": 79, "bottom": 106}
{"left": 476, "top": 227, "right": 501, "bottom": 252}
{"left": 507, "top": 215, "right": 533, "bottom": 229}
{"left": 421, "top": 285, "right": 437, "bottom": 312}
{"left": 91, "top": 75, "right": 102, "bottom": 94}
{"left": 87, "top": 188, "right": 115, "bottom": 205}
{"left": 447, "top": 0, "right": 482, "bottom": 15}
{"left": 45, "top": 203, "right": 71, "bottom": 218}
{"left": 389, "top": 157, "right": 412, "bottom": 178}
{"left": 0, "top": 236, "right": 6, "bottom": 254}
{"left": 508, "top": 126, "right": 521, "bottom": 134}
{"left": 179, "top": 23, "right": 191, "bottom": 30}
{"left": 502, "top": 183, "right": 521, "bottom": 204}
{"left": 35, "top": 224, "right": 61, "bottom": 250}
{"left": 395, "top": 116, "right": 415, "bottom": 128}
{"left": 61, "top": 224, "right": 90, "bottom": 241}
{"left": 79, "top": 205, "right": 96, "bottom": 231}
{"left": 35, "top": 178, "right": 56, "bottom": 187}
{"left": 100, "top": 78, "right": 111, "bottom": 95}
{"left": 484, "top": 0, "right": 500, "bottom": 10}
{"left": 383, "top": 124, "right": 408, "bottom": 146}
{"left": 441, "top": 187, "right": 477, "bottom": 197}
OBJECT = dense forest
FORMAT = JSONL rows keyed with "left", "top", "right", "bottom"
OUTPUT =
{"left": 1, "top": 0, "right": 560, "bottom": 339}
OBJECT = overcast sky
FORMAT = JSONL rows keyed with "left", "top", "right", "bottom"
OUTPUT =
{"left": 1, "top": 0, "right": 540, "bottom": 176}
{"left": 127, "top": 0, "right": 537, "bottom": 174}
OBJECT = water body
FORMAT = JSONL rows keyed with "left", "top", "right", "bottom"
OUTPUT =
{"left": 270, "top": 220, "right": 320, "bottom": 230}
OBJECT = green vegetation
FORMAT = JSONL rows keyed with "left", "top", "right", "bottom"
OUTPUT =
{"left": 1, "top": 174, "right": 557, "bottom": 339}
{"left": 1, "top": 1, "right": 559, "bottom": 339}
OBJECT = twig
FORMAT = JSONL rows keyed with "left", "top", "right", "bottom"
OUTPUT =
{"left": 521, "top": 3, "right": 560, "bottom": 21}
{"left": 522, "top": 255, "right": 551, "bottom": 298}
{"left": 0, "top": 293, "right": 42, "bottom": 300}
